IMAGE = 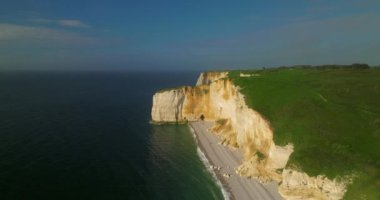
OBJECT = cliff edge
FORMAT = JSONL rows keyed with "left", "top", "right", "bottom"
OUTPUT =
{"left": 151, "top": 72, "right": 349, "bottom": 200}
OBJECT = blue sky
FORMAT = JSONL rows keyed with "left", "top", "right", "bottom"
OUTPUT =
{"left": 1, "top": 0, "right": 380, "bottom": 70}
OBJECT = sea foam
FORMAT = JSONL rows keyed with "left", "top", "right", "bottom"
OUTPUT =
{"left": 189, "top": 125, "right": 230, "bottom": 200}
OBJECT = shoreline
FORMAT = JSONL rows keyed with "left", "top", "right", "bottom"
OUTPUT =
{"left": 189, "top": 121, "right": 282, "bottom": 200}
{"left": 188, "top": 124, "right": 234, "bottom": 200}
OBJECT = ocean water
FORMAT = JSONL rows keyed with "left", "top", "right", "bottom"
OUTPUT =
{"left": 0, "top": 71, "right": 224, "bottom": 200}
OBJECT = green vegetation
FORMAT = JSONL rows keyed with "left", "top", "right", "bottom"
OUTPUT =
{"left": 256, "top": 151, "right": 266, "bottom": 161}
{"left": 229, "top": 66, "right": 380, "bottom": 199}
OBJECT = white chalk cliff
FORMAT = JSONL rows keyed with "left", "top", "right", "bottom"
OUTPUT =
{"left": 151, "top": 72, "right": 348, "bottom": 200}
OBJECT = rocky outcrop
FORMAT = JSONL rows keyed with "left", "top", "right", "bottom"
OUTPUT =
{"left": 151, "top": 87, "right": 186, "bottom": 122}
{"left": 279, "top": 169, "right": 351, "bottom": 200}
{"left": 196, "top": 71, "right": 228, "bottom": 86}
{"left": 151, "top": 72, "right": 348, "bottom": 200}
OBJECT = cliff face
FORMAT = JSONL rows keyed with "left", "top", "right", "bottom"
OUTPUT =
{"left": 151, "top": 72, "right": 347, "bottom": 200}
{"left": 151, "top": 72, "right": 291, "bottom": 177}
{"left": 151, "top": 88, "right": 186, "bottom": 122}
{"left": 151, "top": 85, "right": 215, "bottom": 122}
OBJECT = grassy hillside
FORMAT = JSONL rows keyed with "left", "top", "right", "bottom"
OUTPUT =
{"left": 229, "top": 67, "right": 380, "bottom": 199}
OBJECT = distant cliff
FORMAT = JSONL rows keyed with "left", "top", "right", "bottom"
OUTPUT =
{"left": 151, "top": 72, "right": 348, "bottom": 200}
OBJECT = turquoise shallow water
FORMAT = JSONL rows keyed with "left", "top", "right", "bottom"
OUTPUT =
{"left": 0, "top": 71, "right": 223, "bottom": 200}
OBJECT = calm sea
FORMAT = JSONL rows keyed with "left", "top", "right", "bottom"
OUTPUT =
{"left": 0, "top": 71, "right": 223, "bottom": 200}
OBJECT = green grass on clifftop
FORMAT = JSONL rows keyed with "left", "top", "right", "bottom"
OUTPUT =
{"left": 229, "top": 67, "right": 380, "bottom": 200}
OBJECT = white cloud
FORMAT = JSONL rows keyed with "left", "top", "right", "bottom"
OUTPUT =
{"left": 57, "top": 20, "right": 90, "bottom": 28}
{"left": 30, "top": 18, "right": 91, "bottom": 28}
{"left": 0, "top": 23, "right": 96, "bottom": 45}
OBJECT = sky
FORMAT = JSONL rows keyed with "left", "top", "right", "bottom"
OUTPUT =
{"left": 0, "top": 0, "right": 380, "bottom": 71}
